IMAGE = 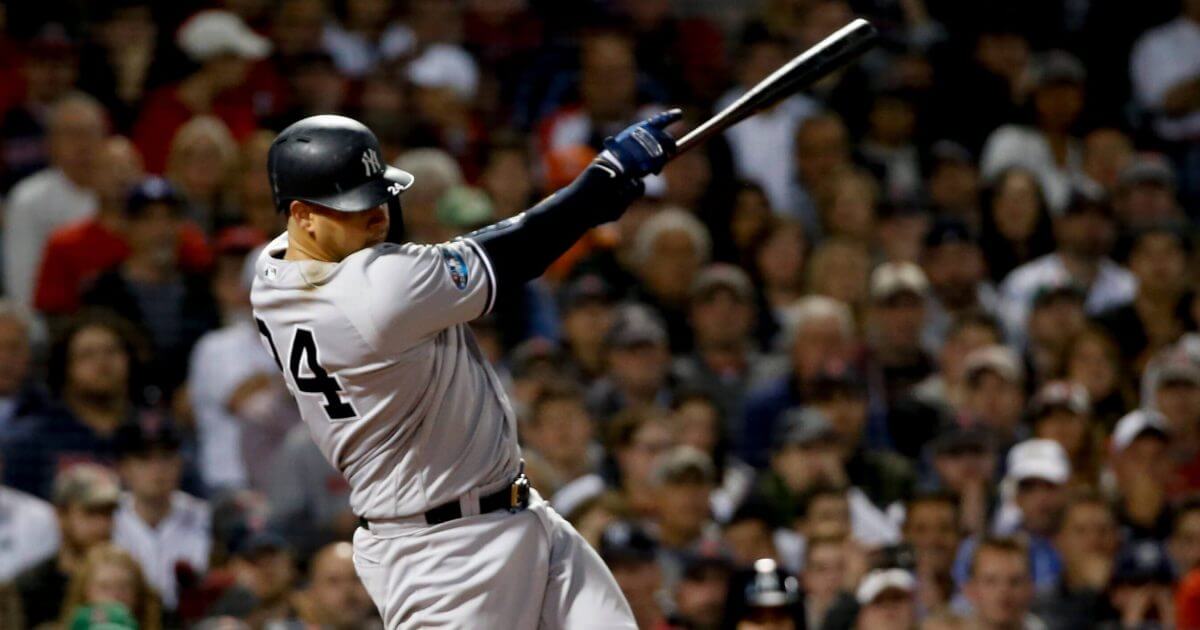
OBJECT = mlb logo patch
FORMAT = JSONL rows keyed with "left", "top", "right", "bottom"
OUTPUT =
{"left": 442, "top": 248, "right": 469, "bottom": 290}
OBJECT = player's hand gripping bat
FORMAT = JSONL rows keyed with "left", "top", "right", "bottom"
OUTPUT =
{"left": 673, "top": 18, "right": 879, "bottom": 156}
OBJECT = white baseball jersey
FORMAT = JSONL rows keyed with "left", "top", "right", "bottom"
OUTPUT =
{"left": 249, "top": 232, "right": 520, "bottom": 520}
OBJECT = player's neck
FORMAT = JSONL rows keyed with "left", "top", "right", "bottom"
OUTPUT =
{"left": 284, "top": 224, "right": 337, "bottom": 263}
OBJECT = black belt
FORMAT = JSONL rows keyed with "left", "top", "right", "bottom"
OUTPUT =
{"left": 358, "top": 470, "right": 530, "bottom": 529}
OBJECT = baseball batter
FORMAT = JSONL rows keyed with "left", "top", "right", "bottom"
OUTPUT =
{"left": 250, "top": 112, "right": 679, "bottom": 628}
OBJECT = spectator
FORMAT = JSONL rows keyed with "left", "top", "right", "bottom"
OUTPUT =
{"left": 1108, "top": 541, "right": 1176, "bottom": 628}
{"left": 206, "top": 531, "right": 296, "bottom": 626}
{"left": 321, "top": 0, "right": 410, "bottom": 78}
{"left": 853, "top": 568, "right": 918, "bottom": 630}
{"left": 188, "top": 240, "right": 293, "bottom": 493}
{"left": 980, "top": 51, "right": 1087, "bottom": 214}
{"left": 34, "top": 136, "right": 213, "bottom": 317}
{"left": 1028, "top": 381, "right": 1100, "bottom": 489}
{"left": 1129, "top": 0, "right": 1200, "bottom": 170}
{"left": 233, "top": 131, "right": 282, "bottom": 238}
{"left": 1079, "top": 128, "right": 1134, "bottom": 196}
{"left": 801, "top": 536, "right": 850, "bottom": 629}
{"left": 557, "top": 274, "right": 616, "bottom": 381}
{"left": 720, "top": 500, "right": 779, "bottom": 570}
{"left": 959, "top": 345, "right": 1027, "bottom": 444}
{"left": 924, "top": 427, "right": 998, "bottom": 537}
{"left": 112, "top": 421, "right": 211, "bottom": 611}
{"left": 962, "top": 537, "right": 1043, "bottom": 630}
{"left": 1000, "top": 192, "right": 1135, "bottom": 342}
{"left": 650, "top": 446, "right": 719, "bottom": 564}
{"left": 165, "top": 116, "right": 240, "bottom": 233}
{"left": 479, "top": 135, "right": 536, "bottom": 221}
{"left": 630, "top": 209, "right": 713, "bottom": 353}
{"left": 408, "top": 45, "right": 487, "bottom": 178}
{"left": 59, "top": 543, "right": 162, "bottom": 630}
{"left": 672, "top": 391, "right": 757, "bottom": 524}
{"left": 1063, "top": 326, "right": 1132, "bottom": 429}
{"left": 3, "top": 93, "right": 105, "bottom": 309}
{"left": 919, "top": 219, "right": 1000, "bottom": 352}
{"left": 521, "top": 378, "right": 600, "bottom": 497}
{"left": 14, "top": 464, "right": 119, "bottom": 628}
{"left": 925, "top": 141, "right": 982, "bottom": 231}
{"left": 748, "top": 217, "right": 808, "bottom": 343}
{"left": 0, "top": 300, "right": 43, "bottom": 441}
{"left": 671, "top": 553, "right": 732, "bottom": 630}
{"left": 3, "top": 313, "right": 141, "bottom": 498}
{"left": 791, "top": 112, "right": 854, "bottom": 238}
{"left": 1148, "top": 363, "right": 1200, "bottom": 494}
{"left": 908, "top": 311, "right": 1004, "bottom": 428}
{"left": 1170, "top": 501, "right": 1200, "bottom": 576}
{"left": 0, "top": 27, "right": 80, "bottom": 191}
{"left": 1024, "top": 283, "right": 1088, "bottom": 385}
{"left": 674, "top": 264, "right": 782, "bottom": 428}
{"left": 286, "top": 542, "right": 381, "bottom": 629}
{"left": 719, "top": 33, "right": 819, "bottom": 215}
{"left": 902, "top": 493, "right": 961, "bottom": 614}
{"left": 81, "top": 177, "right": 220, "bottom": 398}
{"left": 586, "top": 305, "right": 674, "bottom": 422}
{"left": 76, "top": 1, "right": 158, "bottom": 132}
{"left": 391, "top": 148, "right": 464, "bottom": 244}
{"left": 804, "top": 237, "right": 872, "bottom": 313}
{"left": 818, "top": 167, "right": 880, "bottom": 245}
{"left": 1033, "top": 492, "right": 1121, "bottom": 629}
{"left": 1111, "top": 410, "right": 1174, "bottom": 540}
{"left": 860, "top": 88, "right": 922, "bottom": 205}
{"left": 1096, "top": 224, "right": 1195, "bottom": 371}
{"left": 1112, "top": 156, "right": 1185, "bottom": 230}
{"left": 264, "top": 422, "right": 354, "bottom": 560}
{"left": 727, "top": 557, "right": 803, "bottom": 630}
{"left": 741, "top": 296, "right": 857, "bottom": 467}
{"left": 867, "top": 261, "right": 935, "bottom": 406}
{"left": 955, "top": 439, "right": 1069, "bottom": 593}
{"left": 133, "top": 10, "right": 267, "bottom": 173}
{"left": 978, "top": 168, "right": 1056, "bottom": 284}
{"left": 598, "top": 522, "right": 666, "bottom": 630}
{"left": 0, "top": 451, "right": 60, "bottom": 582}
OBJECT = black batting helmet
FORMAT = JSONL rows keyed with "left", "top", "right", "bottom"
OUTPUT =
{"left": 268, "top": 115, "right": 413, "bottom": 214}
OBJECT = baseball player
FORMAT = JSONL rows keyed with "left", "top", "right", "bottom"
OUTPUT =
{"left": 250, "top": 111, "right": 680, "bottom": 628}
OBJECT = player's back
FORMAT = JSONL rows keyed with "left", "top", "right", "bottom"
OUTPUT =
{"left": 249, "top": 233, "right": 519, "bottom": 520}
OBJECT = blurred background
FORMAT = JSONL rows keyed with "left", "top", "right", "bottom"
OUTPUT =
{"left": 0, "top": 0, "right": 1198, "bottom": 628}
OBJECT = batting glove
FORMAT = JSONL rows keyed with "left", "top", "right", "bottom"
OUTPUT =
{"left": 596, "top": 109, "right": 682, "bottom": 179}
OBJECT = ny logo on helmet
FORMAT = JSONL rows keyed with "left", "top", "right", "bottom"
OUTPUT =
{"left": 362, "top": 149, "right": 383, "bottom": 177}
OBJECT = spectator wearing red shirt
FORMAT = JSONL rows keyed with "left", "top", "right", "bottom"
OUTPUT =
{"left": 34, "top": 137, "right": 212, "bottom": 317}
{"left": 132, "top": 10, "right": 269, "bottom": 173}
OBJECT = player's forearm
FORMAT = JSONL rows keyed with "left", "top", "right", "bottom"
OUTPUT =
{"left": 466, "top": 163, "right": 642, "bottom": 292}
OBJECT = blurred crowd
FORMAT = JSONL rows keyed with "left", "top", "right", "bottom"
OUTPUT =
{"left": 0, "top": 0, "right": 1198, "bottom": 628}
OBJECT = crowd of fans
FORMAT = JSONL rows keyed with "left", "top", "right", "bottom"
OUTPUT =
{"left": 0, "top": 0, "right": 1198, "bottom": 628}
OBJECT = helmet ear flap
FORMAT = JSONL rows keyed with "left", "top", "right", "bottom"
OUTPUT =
{"left": 385, "top": 196, "right": 405, "bottom": 243}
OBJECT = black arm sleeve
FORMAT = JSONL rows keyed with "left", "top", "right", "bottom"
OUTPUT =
{"left": 465, "top": 163, "right": 643, "bottom": 300}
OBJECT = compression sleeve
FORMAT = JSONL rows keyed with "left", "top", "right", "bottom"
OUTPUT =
{"left": 464, "top": 163, "right": 643, "bottom": 300}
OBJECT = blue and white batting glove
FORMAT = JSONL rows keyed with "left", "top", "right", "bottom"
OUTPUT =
{"left": 596, "top": 109, "right": 682, "bottom": 179}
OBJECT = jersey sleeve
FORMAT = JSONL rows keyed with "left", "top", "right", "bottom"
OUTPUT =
{"left": 364, "top": 238, "right": 496, "bottom": 349}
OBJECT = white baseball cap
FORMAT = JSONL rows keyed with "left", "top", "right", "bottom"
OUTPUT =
{"left": 870, "top": 261, "right": 929, "bottom": 302}
{"left": 177, "top": 10, "right": 271, "bottom": 63}
{"left": 855, "top": 568, "right": 915, "bottom": 605}
{"left": 407, "top": 44, "right": 480, "bottom": 101}
{"left": 1112, "top": 409, "right": 1169, "bottom": 453}
{"left": 1005, "top": 438, "right": 1070, "bottom": 485}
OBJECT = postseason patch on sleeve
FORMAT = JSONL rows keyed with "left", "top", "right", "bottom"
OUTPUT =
{"left": 441, "top": 247, "right": 469, "bottom": 290}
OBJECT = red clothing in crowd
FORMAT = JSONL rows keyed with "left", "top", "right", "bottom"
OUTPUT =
{"left": 132, "top": 85, "right": 258, "bottom": 173}
{"left": 1177, "top": 568, "right": 1200, "bottom": 629}
{"left": 33, "top": 218, "right": 213, "bottom": 315}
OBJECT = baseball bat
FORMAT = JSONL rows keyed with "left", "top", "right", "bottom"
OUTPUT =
{"left": 675, "top": 18, "right": 879, "bottom": 155}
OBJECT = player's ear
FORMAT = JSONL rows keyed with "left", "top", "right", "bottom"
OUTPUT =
{"left": 290, "top": 201, "right": 315, "bottom": 232}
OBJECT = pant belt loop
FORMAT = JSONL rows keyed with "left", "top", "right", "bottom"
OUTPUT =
{"left": 460, "top": 485, "right": 481, "bottom": 518}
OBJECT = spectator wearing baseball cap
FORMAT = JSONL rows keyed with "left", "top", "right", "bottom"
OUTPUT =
{"left": 132, "top": 9, "right": 268, "bottom": 173}
{"left": 725, "top": 558, "right": 802, "bottom": 629}
{"left": 1095, "top": 223, "right": 1195, "bottom": 369}
{"left": 953, "top": 439, "right": 1068, "bottom": 594}
{"left": 998, "top": 190, "right": 1136, "bottom": 345}
{"left": 1028, "top": 381, "right": 1099, "bottom": 488}
{"left": 853, "top": 568, "right": 916, "bottom": 630}
{"left": 649, "top": 446, "right": 719, "bottom": 581}
{"left": 598, "top": 522, "right": 666, "bottom": 630}
{"left": 866, "top": 261, "right": 935, "bottom": 407}
{"left": 82, "top": 177, "right": 221, "bottom": 398}
{"left": 1107, "top": 541, "right": 1176, "bottom": 626}
{"left": 1147, "top": 358, "right": 1200, "bottom": 495}
{"left": 13, "top": 464, "right": 120, "bottom": 629}
{"left": 586, "top": 304, "right": 674, "bottom": 422}
{"left": 558, "top": 274, "right": 616, "bottom": 381}
{"left": 1025, "top": 281, "right": 1088, "bottom": 385}
{"left": 960, "top": 344, "right": 1027, "bottom": 445}
{"left": 925, "top": 426, "right": 999, "bottom": 536}
{"left": 919, "top": 218, "right": 999, "bottom": 352}
{"left": 112, "top": 421, "right": 211, "bottom": 611}
{"left": 1112, "top": 155, "right": 1183, "bottom": 229}
{"left": 676, "top": 264, "right": 783, "bottom": 430}
{"left": 1111, "top": 410, "right": 1175, "bottom": 540}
